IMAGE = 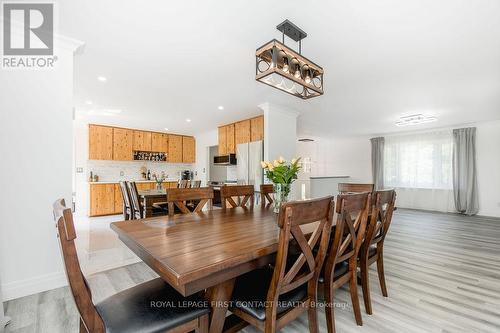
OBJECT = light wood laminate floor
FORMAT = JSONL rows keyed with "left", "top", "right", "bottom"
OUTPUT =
{"left": 4, "top": 209, "right": 500, "bottom": 332}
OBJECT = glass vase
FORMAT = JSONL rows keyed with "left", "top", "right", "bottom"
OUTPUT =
{"left": 273, "top": 183, "right": 291, "bottom": 213}
{"left": 156, "top": 182, "right": 163, "bottom": 190}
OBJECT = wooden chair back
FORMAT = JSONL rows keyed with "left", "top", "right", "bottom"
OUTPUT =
{"left": 190, "top": 180, "right": 201, "bottom": 188}
{"left": 220, "top": 185, "right": 255, "bottom": 209}
{"left": 127, "top": 181, "right": 142, "bottom": 219}
{"left": 119, "top": 181, "right": 132, "bottom": 219}
{"left": 178, "top": 180, "right": 190, "bottom": 188}
{"left": 362, "top": 189, "right": 396, "bottom": 256}
{"left": 266, "top": 197, "right": 335, "bottom": 320}
{"left": 167, "top": 187, "right": 214, "bottom": 216}
{"left": 52, "top": 199, "right": 105, "bottom": 332}
{"left": 260, "top": 184, "right": 274, "bottom": 206}
{"left": 338, "top": 183, "right": 374, "bottom": 194}
{"left": 326, "top": 192, "right": 371, "bottom": 272}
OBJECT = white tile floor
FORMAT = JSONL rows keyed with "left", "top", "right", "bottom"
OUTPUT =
{"left": 73, "top": 211, "right": 141, "bottom": 275}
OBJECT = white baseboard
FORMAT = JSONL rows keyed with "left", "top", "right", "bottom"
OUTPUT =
{"left": 2, "top": 272, "right": 67, "bottom": 301}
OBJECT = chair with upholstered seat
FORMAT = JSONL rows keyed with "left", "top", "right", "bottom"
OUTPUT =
{"left": 229, "top": 196, "right": 335, "bottom": 333}
{"left": 166, "top": 187, "right": 214, "bottom": 217}
{"left": 359, "top": 189, "right": 396, "bottom": 315}
{"left": 52, "top": 199, "right": 209, "bottom": 333}
{"left": 322, "top": 192, "right": 371, "bottom": 333}
{"left": 338, "top": 183, "right": 374, "bottom": 194}
{"left": 260, "top": 184, "right": 274, "bottom": 206}
{"left": 220, "top": 185, "right": 255, "bottom": 209}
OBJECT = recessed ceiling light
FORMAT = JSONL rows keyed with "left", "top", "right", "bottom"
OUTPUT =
{"left": 218, "top": 106, "right": 224, "bottom": 110}
{"left": 164, "top": 128, "right": 169, "bottom": 131}
{"left": 185, "top": 118, "right": 191, "bottom": 122}
{"left": 395, "top": 114, "right": 437, "bottom": 127}
{"left": 97, "top": 76, "right": 107, "bottom": 82}
{"left": 85, "top": 100, "right": 93, "bottom": 105}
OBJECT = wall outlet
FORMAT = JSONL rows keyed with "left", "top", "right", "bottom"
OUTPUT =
{"left": 76, "top": 167, "right": 83, "bottom": 173}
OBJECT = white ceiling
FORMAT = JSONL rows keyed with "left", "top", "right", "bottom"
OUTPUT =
{"left": 59, "top": 0, "right": 500, "bottom": 137}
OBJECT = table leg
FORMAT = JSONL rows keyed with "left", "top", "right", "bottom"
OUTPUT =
{"left": 206, "top": 278, "right": 235, "bottom": 333}
{"left": 143, "top": 197, "right": 153, "bottom": 218}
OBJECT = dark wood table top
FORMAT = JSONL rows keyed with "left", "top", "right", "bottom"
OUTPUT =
{"left": 111, "top": 206, "right": 321, "bottom": 296}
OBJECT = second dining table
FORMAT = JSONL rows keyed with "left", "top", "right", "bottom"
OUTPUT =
{"left": 110, "top": 205, "right": 321, "bottom": 333}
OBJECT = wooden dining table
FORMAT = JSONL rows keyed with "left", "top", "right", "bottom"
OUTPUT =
{"left": 138, "top": 189, "right": 168, "bottom": 218}
{"left": 110, "top": 205, "right": 319, "bottom": 333}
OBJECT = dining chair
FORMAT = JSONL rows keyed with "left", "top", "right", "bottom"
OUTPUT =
{"left": 167, "top": 187, "right": 214, "bottom": 217}
{"left": 220, "top": 185, "right": 255, "bottom": 209}
{"left": 190, "top": 180, "right": 201, "bottom": 188}
{"left": 52, "top": 199, "right": 210, "bottom": 333}
{"left": 322, "top": 192, "right": 371, "bottom": 333}
{"left": 359, "top": 189, "right": 396, "bottom": 315}
{"left": 126, "top": 181, "right": 143, "bottom": 219}
{"left": 178, "top": 180, "right": 190, "bottom": 188}
{"left": 229, "top": 196, "right": 335, "bottom": 333}
{"left": 260, "top": 184, "right": 274, "bottom": 206}
{"left": 119, "top": 181, "right": 132, "bottom": 220}
{"left": 338, "top": 183, "right": 374, "bottom": 194}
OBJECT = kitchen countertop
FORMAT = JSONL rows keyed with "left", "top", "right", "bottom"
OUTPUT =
{"left": 309, "top": 176, "right": 350, "bottom": 179}
{"left": 88, "top": 178, "right": 179, "bottom": 184}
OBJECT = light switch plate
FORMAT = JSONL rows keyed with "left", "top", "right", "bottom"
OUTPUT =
{"left": 76, "top": 167, "right": 83, "bottom": 173}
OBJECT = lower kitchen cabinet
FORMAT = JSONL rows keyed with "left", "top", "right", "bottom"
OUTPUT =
{"left": 90, "top": 184, "right": 116, "bottom": 216}
{"left": 114, "top": 183, "right": 124, "bottom": 214}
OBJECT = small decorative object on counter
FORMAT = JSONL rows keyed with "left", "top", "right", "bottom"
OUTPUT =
{"left": 261, "top": 156, "right": 301, "bottom": 213}
{"left": 147, "top": 169, "right": 151, "bottom": 180}
{"left": 154, "top": 172, "right": 167, "bottom": 190}
{"left": 140, "top": 166, "right": 147, "bottom": 179}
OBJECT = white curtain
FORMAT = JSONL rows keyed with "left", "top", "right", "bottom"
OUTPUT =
{"left": 384, "top": 130, "right": 455, "bottom": 212}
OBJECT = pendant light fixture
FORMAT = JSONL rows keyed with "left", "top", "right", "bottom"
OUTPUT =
{"left": 256, "top": 20, "right": 324, "bottom": 99}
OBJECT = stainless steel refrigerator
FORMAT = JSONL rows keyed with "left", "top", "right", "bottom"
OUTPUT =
{"left": 236, "top": 141, "right": 264, "bottom": 191}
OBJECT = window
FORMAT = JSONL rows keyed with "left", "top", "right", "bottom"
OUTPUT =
{"left": 384, "top": 131, "right": 453, "bottom": 189}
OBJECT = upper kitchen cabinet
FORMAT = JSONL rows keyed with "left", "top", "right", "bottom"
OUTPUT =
{"left": 218, "top": 124, "right": 235, "bottom": 155}
{"left": 151, "top": 132, "right": 168, "bottom": 153}
{"left": 250, "top": 115, "right": 264, "bottom": 142}
{"left": 168, "top": 134, "right": 183, "bottom": 163}
{"left": 133, "top": 130, "right": 152, "bottom": 151}
{"left": 235, "top": 119, "right": 251, "bottom": 146}
{"left": 89, "top": 124, "right": 113, "bottom": 160}
{"left": 226, "top": 124, "right": 235, "bottom": 153}
{"left": 182, "top": 136, "right": 196, "bottom": 163}
{"left": 218, "top": 126, "right": 227, "bottom": 155}
{"left": 113, "top": 128, "right": 133, "bottom": 160}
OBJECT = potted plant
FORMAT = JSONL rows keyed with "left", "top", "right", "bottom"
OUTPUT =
{"left": 261, "top": 157, "right": 301, "bottom": 213}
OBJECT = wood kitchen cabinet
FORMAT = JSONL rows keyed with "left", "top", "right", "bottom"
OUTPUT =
{"left": 151, "top": 133, "right": 168, "bottom": 153}
{"left": 89, "top": 184, "right": 115, "bottom": 216}
{"left": 113, "top": 128, "right": 133, "bottom": 161}
{"left": 218, "top": 126, "right": 227, "bottom": 155}
{"left": 135, "top": 182, "right": 154, "bottom": 191}
{"left": 250, "top": 115, "right": 264, "bottom": 142}
{"left": 218, "top": 124, "right": 235, "bottom": 155}
{"left": 163, "top": 181, "right": 178, "bottom": 189}
{"left": 226, "top": 124, "right": 235, "bottom": 153}
{"left": 133, "top": 130, "right": 152, "bottom": 151}
{"left": 182, "top": 136, "right": 196, "bottom": 163}
{"left": 168, "top": 134, "right": 183, "bottom": 163}
{"left": 114, "top": 183, "right": 123, "bottom": 214}
{"left": 235, "top": 119, "right": 251, "bottom": 145}
{"left": 89, "top": 125, "right": 113, "bottom": 160}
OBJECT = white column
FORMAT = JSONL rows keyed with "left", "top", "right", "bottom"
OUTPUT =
{"left": 259, "top": 102, "right": 299, "bottom": 162}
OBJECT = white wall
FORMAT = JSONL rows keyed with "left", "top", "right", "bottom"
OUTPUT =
{"left": 296, "top": 136, "right": 372, "bottom": 182}
{"left": 476, "top": 120, "right": 500, "bottom": 217}
{"left": 0, "top": 42, "right": 82, "bottom": 300}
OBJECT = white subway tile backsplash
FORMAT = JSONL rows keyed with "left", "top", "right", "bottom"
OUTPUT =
{"left": 87, "top": 160, "right": 194, "bottom": 182}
